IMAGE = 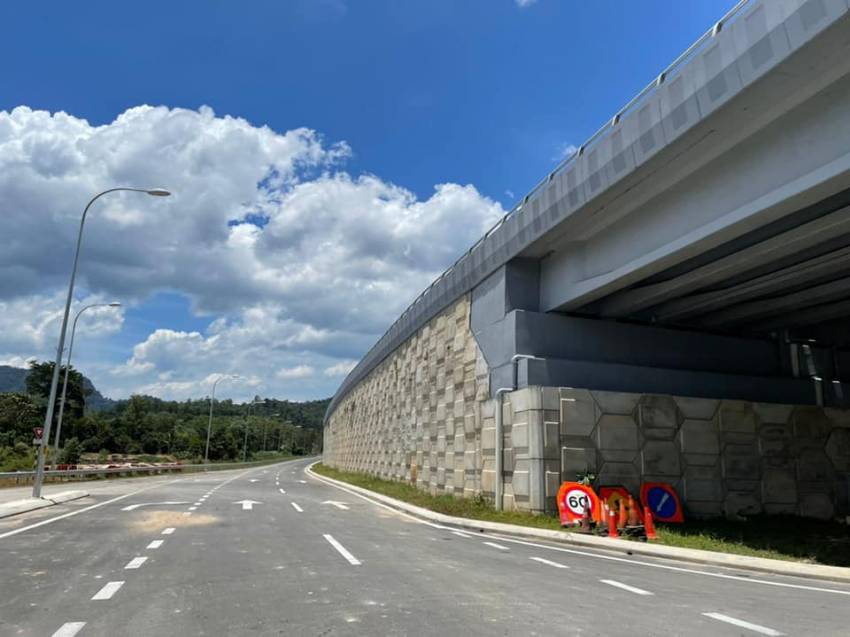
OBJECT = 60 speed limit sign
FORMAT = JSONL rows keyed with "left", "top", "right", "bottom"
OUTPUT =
{"left": 556, "top": 482, "right": 600, "bottom": 526}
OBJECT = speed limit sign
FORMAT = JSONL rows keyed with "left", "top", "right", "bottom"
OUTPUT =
{"left": 556, "top": 482, "right": 600, "bottom": 526}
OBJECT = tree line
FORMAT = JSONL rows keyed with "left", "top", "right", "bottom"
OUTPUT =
{"left": 0, "top": 361, "right": 328, "bottom": 471}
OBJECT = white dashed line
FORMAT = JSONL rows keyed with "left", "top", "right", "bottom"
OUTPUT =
{"left": 702, "top": 613, "right": 783, "bottom": 636}
{"left": 92, "top": 581, "right": 124, "bottom": 600}
{"left": 51, "top": 622, "right": 86, "bottom": 637}
{"left": 483, "top": 541, "right": 509, "bottom": 551}
{"left": 124, "top": 557, "right": 148, "bottom": 569}
{"left": 188, "top": 506, "right": 197, "bottom": 511}
{"left": 530, "top": 556, "right": 569, "bottom": 569}
{"left": 323, "top": 534, "right": 361, "bottom": 565}
{"left": 279, "top": 488, "right": 286, "bottom": 495}
{"left": 600, "top": 579, "right": 653, "bottom": 596}
{"left": 298, "top": 480, "right": 307, "bottom": 484}
{"left": 146, "top": 540, "right": 164, "bottom": 549}
{"left": 451, "top": 530, "right": 471, "bottom": 538}
{"left": 291, "top": 502, "right": 303, "bottom": 512}
{"left": 193, "top": 502, "right": 202, "bottom": 506}
{"left": 162, "top": 528, "right": 176, "bottom": 535}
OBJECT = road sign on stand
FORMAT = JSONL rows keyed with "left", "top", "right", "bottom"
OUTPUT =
{"left": 33, "top": 427, "right": 44, "bottom": 446}
{"left": 640, "top": 482, "right": 684, "bottom": 523}
{"left": 599, "top": 486, "right": 643, "bottom": 524}
{"left": 556, "top": 482, "right": 601, "bottom": 526}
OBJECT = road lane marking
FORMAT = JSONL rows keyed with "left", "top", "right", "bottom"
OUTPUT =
{"left": 600, "top": 579, "right": 653, "bottom": 596}
{"left": 121, "top": 501, "right": 190, "bottom": 511}
{"left": 702, "top": 613, "right": 782, "bottom": 636}
{"left": 322, "top": 500, "right": 350, "bottom": 510}
{"left": 306, "top": 464, "right": 850, "bottom": 598}
{"left": 483, "top": 541, "right": 509, "bottom": 551}
{"left": 0, "top": 479, "right": 181, "bottom": 540}
{"left": 193, "top": 502, "right": 202, "bottom": 506}
{"left": 125, "top": 557, "right": 148, "bottom": 569}
{"left": 279, "top": 488, "right": 286, "bottom": 495}
{"left": 323, "top": 534, "right": 361, "bottom": 565}
{"left": 299, "top": 480, "right": 307, "bottom": 484}
{"left": 52, "top": 622, "right": 86, "bottom": 637}
{"left": 291, "top": 502, "right": 303, "bottom": 512}
{"left": 162, "top": 527, "right": 176, "bottom": 535}
{"left": 92, "top": 581, "right": 124, "bottom": 600}
{"left": 146, "top": 540, "right": 164, "bottom": 549}
{"left": 530, "top": 556, "right": 570, "bottom": 569}
{"left": 188, "top": 506, "right": 197, "bottom": 511}
{"left": 235, "top": 500, "right": 262, "bottom": 510}
{"left": 452, "top": 531, "right": 472, "bottom": 538}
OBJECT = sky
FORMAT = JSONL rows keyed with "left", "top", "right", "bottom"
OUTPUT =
{"left": 0, "top": 0, "right": 730, "bottom": 403}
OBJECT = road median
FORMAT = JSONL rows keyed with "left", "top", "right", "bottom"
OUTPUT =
{"left": 307, "top": 462, "right": 850, "bottom": 584}
{"left": 0, "top": 490, "right": 89, "bottom": 519}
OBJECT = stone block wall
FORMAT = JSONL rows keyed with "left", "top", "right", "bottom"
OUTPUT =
{"left": 555, "top": 388, "right": 850, "bottom": 519}
{"left": 323, "top": 296, "right": 493, "bottom": 500}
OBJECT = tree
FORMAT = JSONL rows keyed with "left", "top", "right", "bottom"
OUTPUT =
{"left": 59, "top": 437, "right": 82, "bottom": 464}
{"left": 0, "top": 392, "right": 39, "bottom": 447}
{"left": 25, "top": 360, "right": 87, "bottom": 426}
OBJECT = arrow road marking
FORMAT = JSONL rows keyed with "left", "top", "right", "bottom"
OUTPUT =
{"left": 291, "top": 502, "right": 303, "bottom": 512}
{"left": 235, "top": 500, "right": 262, "bottom": 511}
{"left": 121, "top": 501, "right": 190, "bottom": 511}
{"left": 321, "top": 500, "right": 350, "bottom": 510}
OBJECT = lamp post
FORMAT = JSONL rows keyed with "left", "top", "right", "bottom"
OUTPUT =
{"left": 53, "top": 301, "right": 122, "bottom": 453}
{"left": 32, "top": 187, "right": 170, "bottom": 499}
{"left": 242, "top": 398, "right": 262, "bottom": 462}
{"left": 205, "top": 374, "right": 239, "bottom": 463}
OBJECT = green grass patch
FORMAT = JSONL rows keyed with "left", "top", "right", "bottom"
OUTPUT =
{"left": 312, "top": 463, "right": 850, "bottom": 567}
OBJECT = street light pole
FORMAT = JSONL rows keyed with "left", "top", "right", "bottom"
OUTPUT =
{"left": 242, "top": 398, "right": 261, "bottom": 462}
{"left": 53, "top": 301, "right": 121, "bottom": 453}
{"left": 205, "top": 374, "right": 238, "bottom": 463}
{"left": 32, "top": 187, "right": 170, "bottom": 499}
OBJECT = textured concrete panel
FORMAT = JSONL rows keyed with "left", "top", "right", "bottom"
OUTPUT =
{"left": 561, "top": 447, "right": 596, "bottom": 479}
{"left": 753, "top": 403, "right": 794, "bottom": 424}
{"left": 592, "top": 391, "right": 639, "bottom": 415}
{"left": 725, "top": 491, "right": 763, "bottom": 517}
{"left": 638, "top": 395, "right": 682, "bottom": 440}
{"left": 678, "top": 419, "right": 720, "bottom": 456}
{"left": 797, "top": 448, "right": 834, "bottom": 483}
{"left": 596, "top": 414, "right": 638, "bottom": 450}
{"left": 642, "top": 441, "right": 681, "bottom": 476}
{"left": 597, "top": 461, "right": 640, "bottom": 494}
{"left": 758, "top": 422, "right": 792, "bottom": 458}
{"left": 674, "top": 396, "right": 719, "bottom": 420}
{"left": 560, "top": 389, "right": 598, "bottom": 437}
{"left": 826, "top": 429, "right": 850, "bottom": 472}
{"left": 761, "top": 467, "right": 797, "bottom": 504}
{"left": 722, "top": 443, "right": 760, "bottom": 480}
{"left": 799, "top": 493, "right": 834, "bottom": 520}
{"left": 718, "top": 401, "right": 757, "bottom": 434}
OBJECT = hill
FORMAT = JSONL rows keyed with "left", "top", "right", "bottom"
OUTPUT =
{"left": 0, "top": 365, "right": 114, "bottom": 411}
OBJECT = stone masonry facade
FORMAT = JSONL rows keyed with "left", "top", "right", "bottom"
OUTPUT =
{"left": 324, "top": 298, "right": 850, "bottom": 519}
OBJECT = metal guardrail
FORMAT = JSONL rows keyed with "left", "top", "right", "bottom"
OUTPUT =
{"left": 325, "top": 0, "right": 773, "bottom": 421}
{"left": 0, "top": 457, "right": 300, "bottom": 485}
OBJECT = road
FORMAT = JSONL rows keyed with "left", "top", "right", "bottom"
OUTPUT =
{"left": 1, "top": 457, "right": 849, "bottom": 636}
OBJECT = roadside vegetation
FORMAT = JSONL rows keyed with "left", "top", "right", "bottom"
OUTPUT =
{"left": 313, "top": 463, "right": 850, "bottom": 567}
{"left": 0, "top": 360, "right": 326, "bottom": 473}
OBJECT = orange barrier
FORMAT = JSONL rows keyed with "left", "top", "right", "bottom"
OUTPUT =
{"left": 644, "top": 506, "right": 658, "bottom": 541}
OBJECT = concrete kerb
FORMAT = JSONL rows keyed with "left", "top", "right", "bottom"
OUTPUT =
{"left": 0, "top": 490, "right": 89, "bottom": 520}
{"left": 305, "top": 463, "right": 850, "bottom": 584}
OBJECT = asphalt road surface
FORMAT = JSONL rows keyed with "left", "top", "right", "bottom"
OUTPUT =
{"left": 2, "top": 457, "right": 849, "bottom": 636}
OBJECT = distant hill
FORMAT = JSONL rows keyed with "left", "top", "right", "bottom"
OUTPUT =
{"left": 0, "top": 365, "right": 115, "bottom": 412}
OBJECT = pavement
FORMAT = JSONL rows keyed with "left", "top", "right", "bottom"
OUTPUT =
{"left": 1, "top": 457, "right": 849, "bottom": 636}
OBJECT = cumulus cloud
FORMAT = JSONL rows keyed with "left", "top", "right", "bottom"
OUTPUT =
{"left": 276, "top": 365, "right": 315, "bottom": 380}
{"left": 324, "top": 360, "right": 357, "bottom": 377}
{"left": 0, "top": 105, "right": 503, "bottom": 400}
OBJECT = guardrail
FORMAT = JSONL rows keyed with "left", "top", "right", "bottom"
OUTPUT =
{"left": 325, "top": 0, "right": 759, "bottom": 421}
{"left": 0, "top": 456, "right": 303, "bottom": 487}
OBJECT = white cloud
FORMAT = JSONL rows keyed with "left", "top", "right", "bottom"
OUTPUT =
{"left": 554, "top": 142, "right": 578, "bottom": 161}
{"left": 0, "top": 104, "right": 504, "bottom": 400}
{"left": 515, "top": 0, "right": 537, "bottom": 7}
{"left": 324, "top": 360, "right": 357, "bottom": 377}
{"left": 276, "top": 365, "right": 315, "bottom": 380}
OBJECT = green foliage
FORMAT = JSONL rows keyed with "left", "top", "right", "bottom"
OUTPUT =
{"left": 59, "top": 437, "right": 82, "bottom": 464}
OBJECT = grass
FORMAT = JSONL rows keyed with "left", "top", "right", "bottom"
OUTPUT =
{"left": 312, "top": 463, "right": 850, "bottom": 567}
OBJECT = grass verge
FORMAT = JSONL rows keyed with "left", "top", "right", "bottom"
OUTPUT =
{"left": 312, "top": 463, "right": 850, "bottom": 567}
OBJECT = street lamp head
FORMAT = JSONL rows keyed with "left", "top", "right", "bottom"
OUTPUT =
{"left": 146, "top": 188, "right": 171, "bottom": 197}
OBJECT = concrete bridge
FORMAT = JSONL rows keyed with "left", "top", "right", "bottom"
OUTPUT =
{"left": 324, "top": 0, "right": 850, "bottom": 520}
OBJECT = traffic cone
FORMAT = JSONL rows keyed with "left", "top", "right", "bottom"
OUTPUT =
{"left": 617, "top": 498, "right": 627, "bottom": 530}
{"left": 607, "top": 504, "right": 619, "bottom": 538}
{"left": 644, "top": 506, "right": 658, "bottom": 541}
{"left": 579, "top": 501, "right": 592, "bottom": 533}
{"left": 627, "top": 495, "right": 640, "bottom": 527}
{"left": 599, "top": 501, "right": 608, "bottom": 534}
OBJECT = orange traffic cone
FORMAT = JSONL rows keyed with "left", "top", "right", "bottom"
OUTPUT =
{"left": 599, "top": 501, "right": 608, "bottom": 534}
{"left": 627, "top": 495, "right": 640, "bottom": 526}
{"left": 607, "top": 504, "right": 619, "bottom": 538}
{"left": 644, "top": 506, "right": 658, "bottom": 541}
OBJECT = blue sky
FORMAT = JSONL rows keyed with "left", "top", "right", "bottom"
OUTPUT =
{"left": 0, "top": 0, "right": 730, "bottom": 402}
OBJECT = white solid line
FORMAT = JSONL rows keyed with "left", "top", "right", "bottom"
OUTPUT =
{"left": 162, "top": 527, "right": 176, "bottom": 535}
{"left": 702, "top": 612, "right": 783, "bottom": 636}
{"left": 530, "top": 556, "right": 569, "bottom": 569}
{"left": 92, "top": 581, "right": 124, "bottom": 600}
{"left": 323, "top": 534, "right": 361, "bottom": 565}
{"left": 51, "top": 622, "right": 86, "bottom": 637}
{"left": 146, "top": 539, "right": 164, "bottom": 549}
{"left": 291, "top": 502, "right": 303, "bottom": 512}
{"left": 125, "top": 556, "right": 148, "bottom": 569}
{"left": 279, "top": 488, "right": 286, "bottom": 494}
{"left": 0, "top": 479, "right": 180, "bottom": 541}
{"left": 600, "top": 579, "right": 653, "bottom": 596}
{"left": 451, "top": 530, "right": 471, "bottom": 538}
{"left": 483, "top": 541, "right": 509, "bottom": 551}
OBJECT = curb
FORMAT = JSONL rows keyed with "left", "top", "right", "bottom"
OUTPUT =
{"left": 306, "top": 463, "right": 850, "bottom": 584}
{"left": 0, "top": 490, "right": 89, "bottom": 520}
